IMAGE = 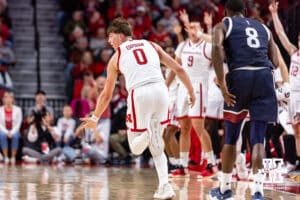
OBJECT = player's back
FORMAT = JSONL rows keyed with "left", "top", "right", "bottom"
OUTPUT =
{"left": 118, "top": 39, "right": 164, "bottom": 91}
{"left": 223, "top": 17, "right": 273, "bottom": 71}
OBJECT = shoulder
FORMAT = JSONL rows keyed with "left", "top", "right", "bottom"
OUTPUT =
{"left": 13, "top": 105, "right": 22, "bottom": 112}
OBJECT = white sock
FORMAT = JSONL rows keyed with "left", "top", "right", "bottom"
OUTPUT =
{"left": 153, "top": 153, "right": 169, "bottom": 187}
{"left": 251, "top": 172, "right": 264, "bottom": 195}
{"left": 200, "top": 151, "right": 206, "bottom": 165}
{"left": 206, "top": 151, "right": 216, "bottom": 165}
{"left": 169, "top": 157, "right": 176, "bottom": 165}
{"left": 180, "top": 152, "right": 189, "bottom": 168}
{"left": 220, "top": 172, "right": 232, "bottom": 193}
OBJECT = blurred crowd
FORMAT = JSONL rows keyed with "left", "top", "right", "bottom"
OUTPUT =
{"left": 0, "top": 0, "right": 15, "bottom": 97}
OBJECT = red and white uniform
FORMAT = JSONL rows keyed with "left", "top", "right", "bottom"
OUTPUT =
{"left": 289, "top": 51, "right": 300, "bottom": 125}
{"left": 206, "top": 67, "right": 224, "bottom": 120}
{"left": 175, "top": 39, "right": 211, "bottom": 119}
{"left": 118, "top": 39, "right": 168, "bottom": 132}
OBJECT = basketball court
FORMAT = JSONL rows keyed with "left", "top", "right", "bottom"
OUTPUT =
{"left": 0, "top": 165, "right": 299, "bottom": 199}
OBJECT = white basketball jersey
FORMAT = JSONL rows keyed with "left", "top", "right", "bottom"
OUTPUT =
{"left": 290, "top": 51, "right": 300, "bottom": 92}
{"left": 118, "top": 39, "right": 164, "bottom": 91}
{"left": 175, "top": 39, "right": 212, "bottom": 82}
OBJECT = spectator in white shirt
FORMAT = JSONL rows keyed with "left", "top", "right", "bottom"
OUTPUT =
{"left": 0, "top": 91, "right": 22, "bottom": 164}
{"left": 55, "top": 105, "right": 76, "bottom": 147}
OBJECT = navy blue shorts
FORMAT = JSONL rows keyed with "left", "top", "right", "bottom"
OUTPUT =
{"left": 224, "top": 68, "right": 277, "bottom": 123}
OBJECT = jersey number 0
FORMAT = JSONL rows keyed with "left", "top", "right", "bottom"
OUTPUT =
{"left": 133, "top": 48, "right": 148, "bottom": 65}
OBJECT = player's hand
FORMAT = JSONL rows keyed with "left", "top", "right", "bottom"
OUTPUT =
{"left": 189, "top": 92, "right": 196, "bottom": 107}
{"left": 268, "top": 1, "right": 278, "bottom": 13}
{"left": 80, "top": 117, "right": 98, "bottom": 130}
{"left": 178, "top": 9, "right": 189, "bottom": 25}
{"left": 204, "top": 12, "right": 213, "bottom": 27}
{"left": 220, "top": 85, "right": 236, "bottom": 107}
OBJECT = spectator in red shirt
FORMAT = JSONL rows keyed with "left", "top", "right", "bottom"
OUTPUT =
{"left": 0, "top": 17, "right": 10, "bottom": 43}
{"left": 148, "top": 20, "right": 171, "bottom": 47}
{"left": 90, "top": 48, "right": 112, "bottom": 77}
{"left": 134, "top": 5, "right": 152, "bottom": 39}
{"left": 107, "top": 0, "right": 131, "bottom": 20}
{"left": 0, "top": 91, "right": 22, "bottom": 164}
{"left": 88, "top": 11, "right": 106, "bottom": 37}
{"left": 72, "top": 50, "right": 94, "bottom": 80}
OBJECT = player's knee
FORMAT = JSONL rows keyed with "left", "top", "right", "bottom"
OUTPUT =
{"left": 224, "top": 120, "right": 243, "bottom": 145}
{"left": 149, "top": 145, "right": 164, "bottom": 157}
{"left": 130, "top": 145, "right": 144, "bottom": 156}
{"left": 250, "top": 120, "right": 267, "bottom": 146}
{"left": 149, "top": 140, "right": 165, "bottom": 157}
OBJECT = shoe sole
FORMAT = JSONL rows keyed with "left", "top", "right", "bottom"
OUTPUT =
{"left": 206, "top": 194, "right": 233, "bottom": 200}
{"left": 153, "top": 193, "right": 175, "bottom": 199}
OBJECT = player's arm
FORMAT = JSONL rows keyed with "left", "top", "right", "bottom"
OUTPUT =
{"left": 152, "top": 42, "right": 195, "bottom": 106}
{"left": 269, "top": 1, "right": 297, "bottom": 56}
{"left": 179, "top": 9, "right": 212, "bottom": 43}
{"left": 268, "top": 33, "right": 279, "bottom": 69}
{"left": 165, "top": 70, "right": 176, "bottom": 87}
{"left": 212, "top": 22, "right": 235, "bottom": 106}
{"left": 276, "top": 45, "right": 289, "bottom": 83}
{"left": 93, "top": 54, "right": 118, "bottom": 118}
{"left": 80, "top": 52, "right": 119, "bottom": 128}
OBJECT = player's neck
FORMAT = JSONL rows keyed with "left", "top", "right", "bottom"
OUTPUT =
{"left": 126, "top": 37, "right": 133, "bottom": 42}
{"left": 190, "top": 38, "right": 201, "bottom": 44}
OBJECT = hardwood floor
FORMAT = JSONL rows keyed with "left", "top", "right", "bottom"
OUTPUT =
{"left": 0, "top": 165, "right": 299, "bottom": 200}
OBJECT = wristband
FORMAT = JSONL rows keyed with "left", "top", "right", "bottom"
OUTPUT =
{"left": 196, "top": 30, "right": 203, "bottom": 38}
{"left": 90, "top": 114, "right": 99, "bottom": 122}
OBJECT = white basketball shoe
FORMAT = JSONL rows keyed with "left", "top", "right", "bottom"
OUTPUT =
{"left": 153, "top": 183, "right": 175, "bottom": 199}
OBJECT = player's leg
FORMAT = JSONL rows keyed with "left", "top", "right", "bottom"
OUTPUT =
{"left": 163, "top": 125, "right": 180, "bottom": 167}
{"left": 172, "top": 84, "right": 191, "bottom": 176}
{"left": 192, "top": 118, "right": 215, "bottom": 164}
{"left": 148, "top": 83, "right": 175, "bottom": 199}
{"left": 209, "top": 70, "right": 252, "bottom": 199}
{"left": 126, "top": 88, "right": 151, "bottom": 156}
{"left": 249, "top": 120, "right": 267, "bottom": 198}
{"left": 293, "top": 123, "right": 300, "bottom": 166}
{"left": 178, "top": 118, "right": 192, "bottom": 168}
{"left": 235, "top": 119, "right": 249, "bottom": 180}
{"left": 249, "top": 68, "right": 278, "bottom": 199}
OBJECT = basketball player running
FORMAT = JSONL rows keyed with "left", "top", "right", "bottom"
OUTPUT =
{"left": 80, "top": 18, "right": 195, "bottom": 199}
{"left": 269, "top": 1, "right": 300, "bottom": 167}
{"left": 209, "top": 0, "right": 279, "bottom": 199}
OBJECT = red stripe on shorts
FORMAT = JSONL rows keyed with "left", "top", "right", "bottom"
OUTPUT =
{"left": 130, "top": 89, "right": 147, "bottom": 132}
{"left": 200, "top": 83, "right": 203, "bottom": 117}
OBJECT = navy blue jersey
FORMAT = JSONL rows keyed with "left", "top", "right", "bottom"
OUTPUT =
{"left": 223, "top": 17, "right": 273, "bottom": 71}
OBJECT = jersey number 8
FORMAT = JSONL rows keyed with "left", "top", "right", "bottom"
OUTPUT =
{"left": 245, "top": 27, "right": 260, "bottom": 48}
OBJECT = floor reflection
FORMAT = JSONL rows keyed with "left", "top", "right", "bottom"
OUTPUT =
{"left": 0, "top": 165, "right": 299, "bottom": 200}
